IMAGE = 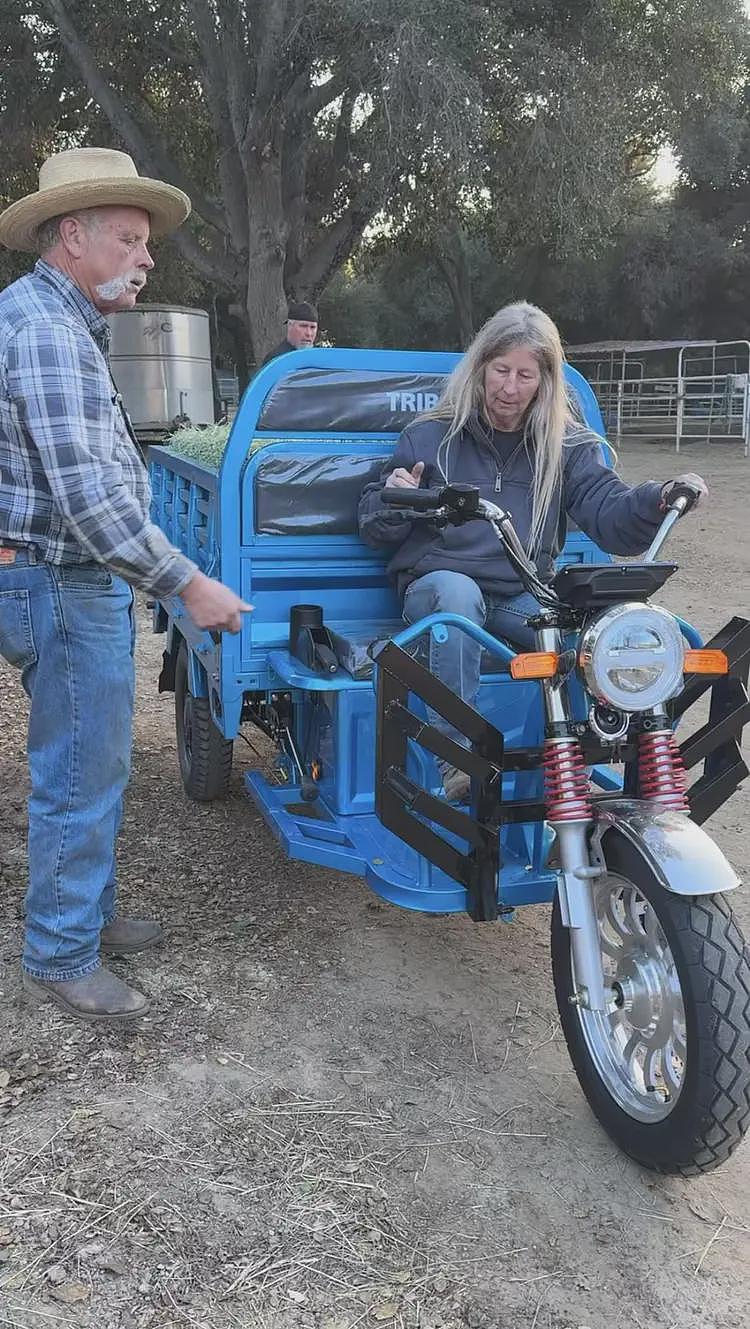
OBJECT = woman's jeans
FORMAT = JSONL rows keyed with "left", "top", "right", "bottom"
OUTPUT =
{"left": 0, "top": 551, "right": 135, "bottom": 980}
{"left": 403, "top": 570, "right": 540, "bottom": 759}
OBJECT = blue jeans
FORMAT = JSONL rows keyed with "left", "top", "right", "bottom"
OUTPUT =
{"left": 403, "top": 570, "right": 540, "bottom": 755}
{"left": 0, "top": 551, "right": 135, "bottom": 979}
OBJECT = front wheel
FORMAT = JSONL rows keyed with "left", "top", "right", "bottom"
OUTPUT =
{"left": 551, "top": 833, "right": 750, "bottom": 1175}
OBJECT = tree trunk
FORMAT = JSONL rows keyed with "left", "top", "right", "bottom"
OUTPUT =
{"left": 242, "top": 154, "right": 289, "bottom": 365}
{"left": 434, "top": 232, "right": 475, "bottom": 348}
{"left": 244, "top": 248, "right": 287, "bottom": 368}
{"left": 219, "top": 308, "right": 253, "bottom": 393}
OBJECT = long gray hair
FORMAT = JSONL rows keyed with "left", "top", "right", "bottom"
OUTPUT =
{"left": 426, "top": 301, "right": 586, "bottom": 554}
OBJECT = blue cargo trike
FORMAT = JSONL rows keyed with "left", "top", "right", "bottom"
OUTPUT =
{"left": 149, "top": 349, "right": 750, "bottom": 1175}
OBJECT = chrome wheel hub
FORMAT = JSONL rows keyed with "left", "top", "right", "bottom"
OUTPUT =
{"left": 576, "top": 873, "right": 686, "bottom": 1121}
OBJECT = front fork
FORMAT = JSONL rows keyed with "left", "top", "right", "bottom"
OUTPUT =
{"left": 537, "top": 625, "right": 609, "bottom": 1011}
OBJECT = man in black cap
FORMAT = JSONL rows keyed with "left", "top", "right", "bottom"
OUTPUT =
{"left": 261, "top": 300, "right": 318, "bottom": 365}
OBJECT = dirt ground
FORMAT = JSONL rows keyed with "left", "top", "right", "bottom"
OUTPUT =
{"left": 1, "top": 440, "right": 748, "bottom": 1329}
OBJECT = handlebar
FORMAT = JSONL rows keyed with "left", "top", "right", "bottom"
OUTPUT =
{"left": 381, "top": 485, "right": 450, "bottom": 511}
{"left": 660, "top": 482, "right": 701, "bottom": 513}
{"left": 381, "top": 482, "right": 481, "bottom": 516}
{"left": 382, "top": 479, "right": 693, "bottom": 599}
{"left": 383, "top": 482, "right": 559, "bottom": 608}
{"left": 644, "top": 495, "right": 688, "bottom": 563}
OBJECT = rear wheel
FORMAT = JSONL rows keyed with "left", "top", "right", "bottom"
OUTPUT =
{"left": 551, "top": 833, "right": 750, "bottom": 1174}
{"left": 174, "top": 640, "right": 233, "bottom": 800}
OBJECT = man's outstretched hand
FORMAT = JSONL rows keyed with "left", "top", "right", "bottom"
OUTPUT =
{"left": 181, "top": 571, "right": 253, "bottom": 634}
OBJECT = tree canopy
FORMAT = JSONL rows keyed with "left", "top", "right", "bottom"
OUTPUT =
{"left": 1, "top": 0, "right": 748, "bottom": 363}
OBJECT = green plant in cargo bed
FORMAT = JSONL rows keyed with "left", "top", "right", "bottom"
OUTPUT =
{"left": 164, "top": 425, "right": 273, "bottom": 470}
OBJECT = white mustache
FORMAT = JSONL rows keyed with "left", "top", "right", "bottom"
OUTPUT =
{"left": 94, "top": 269, "right": 147, "bottom": 301}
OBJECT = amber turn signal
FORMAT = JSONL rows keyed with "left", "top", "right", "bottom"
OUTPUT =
{"left": 510, "top": 651, "right": 559, "bottom": 680}
{"left": 683, "top": 649, "right": 729, "bottom": 675}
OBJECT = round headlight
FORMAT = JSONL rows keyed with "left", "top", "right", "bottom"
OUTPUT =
{"left": 579, "top": 603, "right": 684, "bottom": 712}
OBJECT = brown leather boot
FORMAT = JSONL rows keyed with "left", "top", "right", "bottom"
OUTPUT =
{"left": 22, "top": 966, "right": 149, "bottom": 1021}
{"left": 100, "top": 918, "right": 164, "bottom": 956}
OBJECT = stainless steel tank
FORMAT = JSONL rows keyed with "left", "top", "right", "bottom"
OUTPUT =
{"left": 107, "top": 305, "right": 214, "bottom": 435}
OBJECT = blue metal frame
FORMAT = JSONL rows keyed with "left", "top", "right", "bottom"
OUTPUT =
{"left": 149, "top": 346, "right": 701, "bottom": 916}
{"left": 151, "top": 347, "right": 612, "bottom": 735}
{"left": 217, "top": 351, "right": 610, "bottom": 695}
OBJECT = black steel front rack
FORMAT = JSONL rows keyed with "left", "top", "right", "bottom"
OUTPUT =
{"left": 375, "top": 617, "right": 750, "bottom": 919}
{"left": 672, "top": 616, "right": 750, "bottom": 825}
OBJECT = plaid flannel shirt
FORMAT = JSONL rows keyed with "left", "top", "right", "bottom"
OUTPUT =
{"left": 0, "top": 260, "right": 195, "bottom": 597}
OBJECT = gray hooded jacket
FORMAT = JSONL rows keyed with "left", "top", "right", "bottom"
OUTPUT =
{"left": 357, "top": 415, "right": 664, "bottom": 597}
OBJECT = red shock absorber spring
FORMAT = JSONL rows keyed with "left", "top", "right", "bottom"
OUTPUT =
{"left": 543, "top": 738, "right": 593, "bottom": 822}
{"left": 637, "top": 729, "right": 689, "bottom": 811}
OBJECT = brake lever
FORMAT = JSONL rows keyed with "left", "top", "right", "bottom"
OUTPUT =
{"left": 408, "top": 505, "right": 452, "bottom": 527}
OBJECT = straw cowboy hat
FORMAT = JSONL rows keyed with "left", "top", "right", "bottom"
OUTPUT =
{"left": 0, "top": 147, "right": 191, "bottom": 252}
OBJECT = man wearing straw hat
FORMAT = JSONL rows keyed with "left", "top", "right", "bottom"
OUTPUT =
{"left": 0, "top": 148, "right": 251, "bottom": 1022}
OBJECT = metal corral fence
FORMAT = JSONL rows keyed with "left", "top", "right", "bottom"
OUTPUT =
{"left": 567, "top": 339, "right": 750, "bottom": 457}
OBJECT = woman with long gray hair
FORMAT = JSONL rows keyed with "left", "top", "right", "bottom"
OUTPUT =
{"left": 358, "top": 301, "right": 707, "bottom": 802}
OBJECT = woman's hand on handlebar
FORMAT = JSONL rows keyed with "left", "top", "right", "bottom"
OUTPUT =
{"left": 385, "top": 461, "right": 425, "bottom": 489}
{"left": 660, "top": 473, "right": 708, "bottom": 513}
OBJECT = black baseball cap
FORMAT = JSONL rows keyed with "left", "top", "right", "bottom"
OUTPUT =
{"left": 287, "top": 300, "right": 318, "bottom": 323}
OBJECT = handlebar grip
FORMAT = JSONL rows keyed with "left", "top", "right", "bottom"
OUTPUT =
{"left": 661, "top": 481, "right": 702, "bottom": 513}
{"left": 381, "top": 486, "right": 446, "bottom": 510}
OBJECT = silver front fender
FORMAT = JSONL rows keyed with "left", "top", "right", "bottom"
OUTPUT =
{"left": 592, "top": 799, "right": 741, "bottom": 896}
